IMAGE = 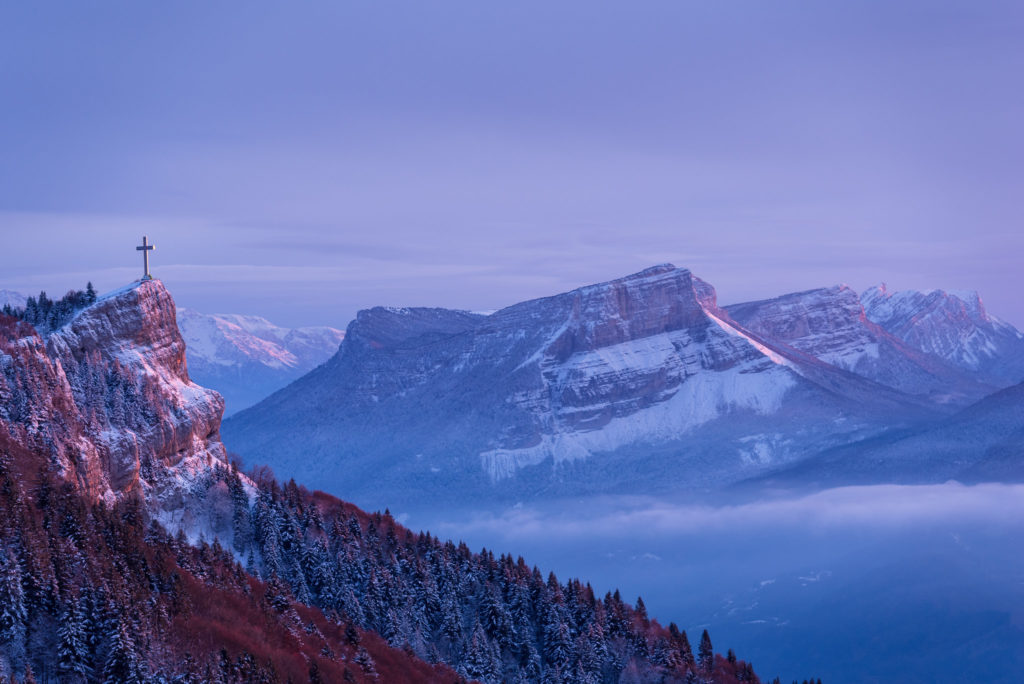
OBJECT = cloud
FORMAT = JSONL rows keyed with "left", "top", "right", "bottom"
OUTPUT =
{"left": 432, "top": 483, "right": 1024, "bottom": 541}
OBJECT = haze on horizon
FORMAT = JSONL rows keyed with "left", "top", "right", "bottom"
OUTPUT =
{"left": 1, "top": 1, "right": 1022, "bottom": 329}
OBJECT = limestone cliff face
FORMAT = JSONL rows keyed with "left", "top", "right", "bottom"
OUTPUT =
{"left": 725, "top": 285, "right": 995, "bottom": 405}
{"left": 224, "top": 265, "right": 932, "bottom": 511}
{"left": 0, "top": 280, "right": 228, "bottom": 510}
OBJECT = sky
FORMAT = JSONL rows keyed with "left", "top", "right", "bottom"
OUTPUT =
{"left": 1, "top": 1, "right": 1022, "bottom": 328}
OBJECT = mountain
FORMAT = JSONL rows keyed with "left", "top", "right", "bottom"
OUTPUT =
{"left": 0, "top": 280, "right": 448, "bottom": 681}
{"left": 0, "top": 279, "right": 765, "bottom": 683}
{"left": 862, "top": 284, "right": 1024, "bottom": 386}
{"left": 755, "top": 379, "right": 1024, "bottom": 488}
{"left": 0, "top": 289, "right": 26, "bottom": 310}
{"left": 224, "top": 265, "right": 939, "bottom": 511}
{"left": 0, "top": 280, "right": 228, "bottom": 509}
{"left": 725, "top": 285, "right": 996, "bottom": 405}
{"left": 176, "top": 308, "right": 344, "bottom": 416}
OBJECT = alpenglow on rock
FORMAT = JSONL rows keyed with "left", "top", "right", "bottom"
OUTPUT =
{"left": 861, "top": 284, "right": 1024, "bottom": 386}
{"left": 176, "top": 308, "right": 344, "bottom": 415}
{"left": 725, "top": 285, "right": 997, "bottom": 405}
{"left": 223, "top": 265, "right": 936, "bottom": 511}
{"left": 0, "top": 279, "right": 231, "bottom": 517}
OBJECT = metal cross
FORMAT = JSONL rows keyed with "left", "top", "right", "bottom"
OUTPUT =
{"left": 136, "top": 236, "right": 155, "bottom": 279}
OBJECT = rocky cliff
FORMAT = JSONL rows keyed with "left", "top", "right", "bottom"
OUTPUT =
{"left": 725, "top": 285, "right": 994, "bottom": 405}
{"left": 862, "top": 284, "right": 1024, "bottom": 386}
{"left": 0, "top": 279, "right": 229, "bottom": 514}
{"left": 224, "top": 265, "right": 933, "bottom": 511}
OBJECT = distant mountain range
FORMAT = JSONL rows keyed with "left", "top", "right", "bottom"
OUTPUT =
{"left": 222, "top": 265, "right": 1024, "bottom": 511}
{"left": 176, "top": 308, "right": 344, "bottom": 415}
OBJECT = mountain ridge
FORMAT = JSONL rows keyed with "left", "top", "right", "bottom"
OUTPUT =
{"left": 224, "top": 265, "right": 971, "bottom": 511}
{"left": 177, "top": 307, "right": 344, "bottom": 415}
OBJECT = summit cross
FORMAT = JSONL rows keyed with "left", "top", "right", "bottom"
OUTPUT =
{"left": 136, "top": 236, "right": 155, "bottom": 280}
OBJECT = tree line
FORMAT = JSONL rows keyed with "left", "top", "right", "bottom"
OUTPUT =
{"left": 1, "top": 283, "right": 97, "bottom": 334}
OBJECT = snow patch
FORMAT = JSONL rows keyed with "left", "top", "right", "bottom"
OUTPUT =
{"left": 480, "top": 364, "right": 796, "bottom": 481}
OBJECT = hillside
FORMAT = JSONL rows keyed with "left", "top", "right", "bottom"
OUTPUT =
{"left": 0, "top": 279, "right": 767, "bottom": 683}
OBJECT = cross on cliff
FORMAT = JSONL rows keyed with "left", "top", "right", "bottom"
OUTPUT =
{"left": 136, "top": 235, "right": 155, "bottom": 280}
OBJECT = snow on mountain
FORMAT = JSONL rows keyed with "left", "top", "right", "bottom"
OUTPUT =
{"left": 3, "top": 278, "right": 764, "bottom": 684}
{"left": 862, "top": 284, "right": 1024, "bottom": 386}
{"left": 0, "top": 289, "right": 26, "bottom": 310}
{"left": 725, "top": 285, "right": 996, "bottom": 405}
{"left": 0, "top": 279, "right": 232, "bottom": 513}
{"left": 223, "top": 265, "right": 936, "bottom": 511}
{"left": 176, "top": 307, "right": 344, "bottom": 415}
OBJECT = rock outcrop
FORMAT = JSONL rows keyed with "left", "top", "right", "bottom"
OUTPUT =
{"left": 726, "top": 285, "right": 995, "bottom": 405}
{"left": 0, "top": 279, "right": 229, "bottom": 512}
{"left": 862, "top": 284, "right": 1024, "bottom": 386}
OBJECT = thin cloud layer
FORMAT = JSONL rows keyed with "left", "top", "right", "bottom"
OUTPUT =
{"left": 431, "top": 483, "right": 1024, "bottom": 541}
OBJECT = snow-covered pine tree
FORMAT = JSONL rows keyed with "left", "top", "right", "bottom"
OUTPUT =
{"left": 0, "top": 549, "right": 28, "bottom": 677}
{"left": 353, "top": 645, "right": 378, "bottom": 680}
{"left": 698, "top": 629, "right": 714, "bottom": 673}
{"left": 57, "top": 598, "right": 90, "bottom": 682}
{"left": 102, "top": 619, "right": 144, "bottom": 684}
{"left": 462, "top": 621, "right": 500, "bottom": 683}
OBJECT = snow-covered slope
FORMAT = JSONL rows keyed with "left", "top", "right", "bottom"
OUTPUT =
{"left": 756, "top": 379, "right": 1024, "bottom": 488}
{"left": 862, "top": 285, "right": 1024, "bottom": 386}
{"left": 726, "top": 285, "right": 996, "bottom": 405}
{"left": 223, "top": 265, "right": 936, "bottom": 511}
{"left": 0, "top": 289, "right": 26, "bottom": 310}
{"left": 176, "top": 308, "right": 344, "bottom": 415}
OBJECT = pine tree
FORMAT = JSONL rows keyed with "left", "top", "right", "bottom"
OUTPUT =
{"left": 353, "top": 646, "right": 377, "bottom": 680}
{"left": 0, "top": 550, "right": 27, "bottom": 676}
{"left": 542, "top": 611, "right": 573, "bottom": 672}
{"left": 463, "top": 622, "right": 500, "bottom": 683}
{"left": 86, "top": 282, "right": 97, "bottom": 304}
{"left": 481, "top": 585, "right": 513, "bottom": 649}
{"left": 635, "top": 596, "right": 648, "bottom": 621}
{"left": 103, "top": 620, "right": 143, "bottom": 684}
{"left": 669, "top": 622, "right": 694, "bottom": 668}
{"left": 698, "top": 629, "right": 713, "bottom": 673}
{"left": 57, "top": 599, "right": 91, "bottom": 681}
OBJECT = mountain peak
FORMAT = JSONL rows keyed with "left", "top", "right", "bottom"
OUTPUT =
{"left": 862, "top": 284, "right": 1024, "bottom": 378}
{"left": 176, "top": 307, "right": 345, "bottom": 415}
{"left": 625, "top": 263, "right": 681, "bottom": 278}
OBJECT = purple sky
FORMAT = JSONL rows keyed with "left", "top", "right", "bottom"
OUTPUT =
{"left": 1, "top": 1, "right": 1022, "bottom": 328}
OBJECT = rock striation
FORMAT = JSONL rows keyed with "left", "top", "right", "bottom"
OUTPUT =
{"left": 224, "top": 265, "right": 935, "bottom": 510}
{"left": 725, "top": 285, "right": 996, "bottom": 405}
{"left": 862, "top": 284, "right": 1024, "bottom": 386}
